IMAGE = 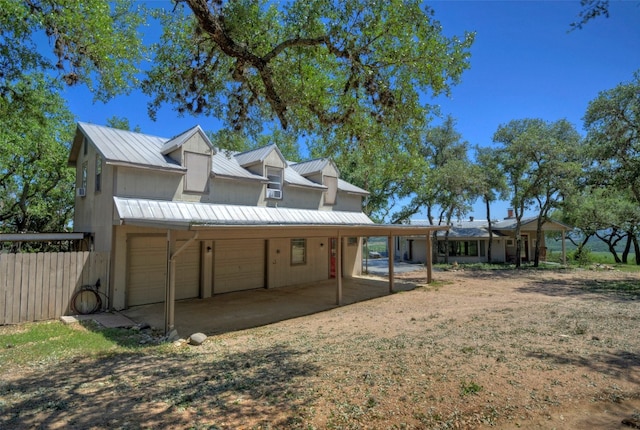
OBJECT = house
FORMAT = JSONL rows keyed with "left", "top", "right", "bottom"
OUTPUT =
{"left": 68, "top": 122, "right": 447, "bottom": 335}
{"left": 395, "top": 212, "right": 570, "bottom": 265}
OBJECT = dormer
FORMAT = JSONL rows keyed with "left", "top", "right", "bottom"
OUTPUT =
{"left": 235, "top": 144, "right": 287, "bottom": 200}
{"left": 290, "top": 158, "right": 340, "bottom": 205}
{"left": 161, "top": 126, "right": 214, "bottom": 194}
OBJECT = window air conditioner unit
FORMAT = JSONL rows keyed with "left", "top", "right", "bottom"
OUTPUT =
{"left": 77, "top": 187, "right": 86, "bottom": 197}
{"left": 266, "top": 188, "right": 282, "bottom": 199}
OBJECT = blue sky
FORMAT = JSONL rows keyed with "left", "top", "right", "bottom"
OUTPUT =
{"left": 62, "top": 1, "right": 640, "bottom": 221}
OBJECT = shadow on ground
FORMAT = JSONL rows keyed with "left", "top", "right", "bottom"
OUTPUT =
{"left": 527, "top": 349, "right": 640, "bottom": 386}
{"left": 518, "top": 276, "right": 640, "bottom": 302}
{"left": 0, "top": 344, "right": 318, "bottom": 429}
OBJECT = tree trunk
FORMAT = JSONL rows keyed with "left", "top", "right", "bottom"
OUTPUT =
{"left": 608, "top": 242, "right": 622, "bottom": 264}
{"left": 575, "top": 235, "right": 591, "bottom": 261}
{"left": 533, "top": 216, "right": 545, "bottom": 268}
{"left": 622, "top": 232, "right": 632, "bottom": 264}
{"left": 485, "top": 198, "right": 492, "bottom": 264}
{"left": 633, "top": 234, "right": 640, "bottom": 265}
{"left": 443, "top": 230, "right": 450, "bottom": 265}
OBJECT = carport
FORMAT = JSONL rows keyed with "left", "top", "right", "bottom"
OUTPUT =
{"left": 158, "top": 223, "right": 448, "bottom": 337}
{"left": 113, "top": 198, "right": 448, "bottom": 337}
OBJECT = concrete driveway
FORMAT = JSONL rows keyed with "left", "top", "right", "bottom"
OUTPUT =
{"left": 362, "top": 257, "right": 425, "bottom": 276}
{"left": 122, "top": 275, "right": 425, "bottom": 338}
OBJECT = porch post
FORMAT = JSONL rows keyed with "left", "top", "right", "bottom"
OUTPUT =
{"left": 562, "top": 229, "right": 567, "bottom": 266}
{"left": 387, "top": 235, "right": 394, "bottom": 293}
{"left": 164, "top": 231, "right": 198, "bottom": 337}
{"left": 336, "top": 233, "right": 343, "bottom": 305}
{"left": 164, "top": 230, "right": 176, "bottom": 336}
{"left": 426, "top": 232, "right": 433, "bottom": 284}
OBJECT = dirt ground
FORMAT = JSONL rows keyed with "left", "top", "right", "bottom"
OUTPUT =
{"left": 1, "top": 267, "right": 639, "bottom": 429}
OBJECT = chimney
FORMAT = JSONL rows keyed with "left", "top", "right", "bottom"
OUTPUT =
{"left": 507, "top": 208, "right": 514, "bottom": 219}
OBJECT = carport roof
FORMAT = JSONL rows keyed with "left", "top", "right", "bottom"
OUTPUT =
{"left": 114, "top": 197, "right": 374, "bottom": 228}
{"left": 113, "top": 197, "right": 448, "bottom": 236}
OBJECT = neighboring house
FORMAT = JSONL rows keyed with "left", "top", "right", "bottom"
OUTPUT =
{"left": 68, "top": 122, "right": 445, "bottom": 334}
{"left": 395, "top": 212, "right": 570, "bottom": 264}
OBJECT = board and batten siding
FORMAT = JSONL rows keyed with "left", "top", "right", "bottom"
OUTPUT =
{"left": 0, "top": 252, "right": 109, "bottom": 325}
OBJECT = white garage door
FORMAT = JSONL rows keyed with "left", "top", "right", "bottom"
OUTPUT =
{"left": 214, "top": 239, "right": 265, "bottom": 293}
{"left": 174, "top": 240, "right": 200, "bottom": 300}
{"left": 127, "top": 236, "right": 166, "bottom": 306}
{"left": 127, "top": 236, "right": 200, "bottom": 306}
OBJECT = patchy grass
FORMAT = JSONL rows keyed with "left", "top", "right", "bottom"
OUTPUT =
{"left": 0, "top": 321, "right": 165, "bottom": 371}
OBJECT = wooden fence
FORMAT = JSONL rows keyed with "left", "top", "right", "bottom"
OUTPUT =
{"left": 0, "top": 252, "right": 110, "bottom": 325}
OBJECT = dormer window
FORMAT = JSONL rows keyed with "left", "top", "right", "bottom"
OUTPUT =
{"left": 324, "top": 175, "right": 338, "bottom": 205}
{"left": 266, "top": 166, "right": 283, "bottom": 199}
{"left": 184, "top": 151, "right": 210, "bottom": 193}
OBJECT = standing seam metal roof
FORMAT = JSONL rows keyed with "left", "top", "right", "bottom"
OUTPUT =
{"left": 76, "top": 122, "right": 367, "bottom": 192}
{"left": 289, "top": 159, "right": 330, "bottom": 176}
{"left": 114, "top": 197, "right": 374, "bottom": 226}
{"left": 79, "top": 122, "right": 182, "bottom": 171}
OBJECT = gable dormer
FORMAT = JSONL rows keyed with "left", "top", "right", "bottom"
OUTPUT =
{"left": 161, "top": 126, "right": 214, "bottom": 194}
{"left": 235, "top": 144, "right": 287, "bottom": 200}
{"left": 290, "top": 158, "right": 340, "bottom": 205}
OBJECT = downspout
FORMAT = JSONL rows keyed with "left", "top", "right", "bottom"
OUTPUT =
{"left": 165, "top": 230, "right": 199, "bottom": 337}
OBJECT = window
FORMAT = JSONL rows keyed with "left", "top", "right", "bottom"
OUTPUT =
{"left": 438, "top": 240, "right": 480, "bottom": 257}
{"left": 83, "top": 137, "right": 88, "bottom": 156}
{"left": 291, "top": 239, "right": 306, "bottom": 265}
{"left": 347, "top": 237, "right": 358, "bottom": 246}
{"left": 95, "top": 155, "right": 102, "bottom": 192}
{"left": 81, "top": 161, "right": 88, "bottom": 195}
{"left": 266, "top": 167, "right": 283, "bottom": 199}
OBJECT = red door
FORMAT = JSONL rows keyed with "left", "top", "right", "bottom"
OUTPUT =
{"left": 329, "top": 238, "right": 337, "bottom": 278}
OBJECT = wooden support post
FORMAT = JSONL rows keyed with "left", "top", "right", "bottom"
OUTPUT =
{"left": 336, "top": 233, "right": 343, "bottom": 305}
{"left": 426, "top": 233, "right": 433, "bottom": 284}
{"left": 562, "top": 230, "right": 567, "bottom": 266}
{"left": 164, "top": 230, "right": 176, "bottom": 336}
{"left": 388, "top": 235, "right": 394, "bottom": 293}
{"left": 164, "top": 231, "right": 198, "bottom": 337}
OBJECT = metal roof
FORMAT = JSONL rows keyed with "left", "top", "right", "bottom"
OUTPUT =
{"left": 114, "top": 197, "right": 374, "bottom": 228}
{"left": 74, "top": 122, "right": 369, "bottom": 192}
{"left": 285, "top": 165, "right": 327, "bottom": 189}
{"left": 212, "top": 150, "right": 266, "bottom": 181}
{"left": 234, "top": 144, "right": 284, "bottom": 167}
{"left": 337, "top": 179, "right": 369, "bottom": 196}
{"left": 161, "top": 125, "right": 213, "bottom": 154}
{"left": 406, "top": 216, "right": 569, "bottom": 238}
{"left": 0, "top": 233, "right": 87, "bottom": 242}
{"left": 290, "top": 158, "right": 330, "bottom": 176}
{"left": 492, "top": 217, "right": 571, "bottom": 231}
{"left": 78, "top": 122, "right": 183, "bottom": 171}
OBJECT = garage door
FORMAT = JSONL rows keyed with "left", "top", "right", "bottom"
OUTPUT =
{"left": 174, "top": 240, "right": 200, "bottom": 300}
{"left": 127, "top": 236, "right": 166, "bottom": 306}
{"left": 214, "top": 239, "right": 265, "bottom": 293}
{"left": 127, "top": 236, "right": 200, "bottom": 306}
